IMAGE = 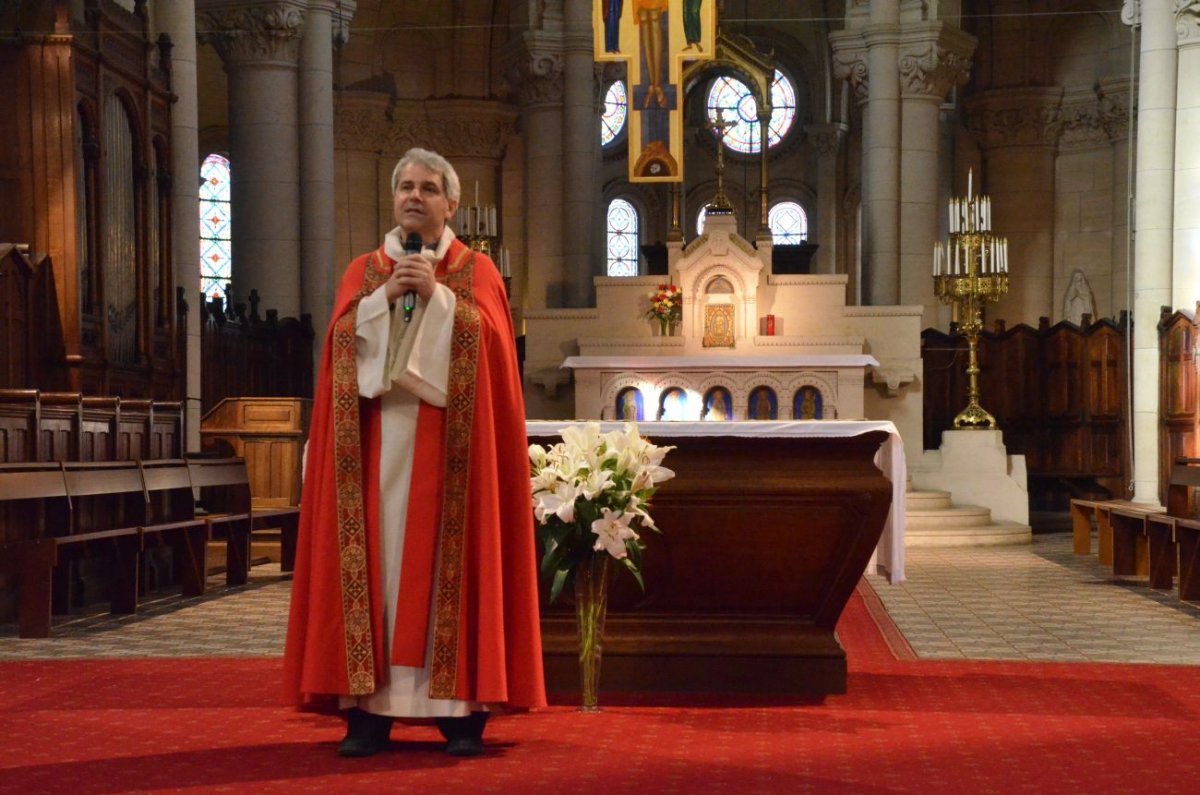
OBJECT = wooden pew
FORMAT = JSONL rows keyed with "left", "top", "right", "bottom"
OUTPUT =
{"left": 0, "top": 389, "right": 38, "bottom": 462}
{"left": 1070, "top": 499, "right": 1163, "bottom": 567}
{"left": 0, "top": 462, "right": 146, "bottom": 638}
{"left": 1169, "top": 459, "right": 1200, "bottom": 602}
{"left": 186, "top": 457, "right": 254, "bottom": 587}
{"left": 185, "top": 456, "right": 301, "bottom": 579}
{"left": 139, "top": 459, "right": 209, "bottom": 597}
{"left": 0, "top": 463, "right": 70, "bottom": 637}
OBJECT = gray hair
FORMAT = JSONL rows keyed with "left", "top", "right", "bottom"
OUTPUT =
{"left": 390, "top": 147, "right": 461, "bottom": 202}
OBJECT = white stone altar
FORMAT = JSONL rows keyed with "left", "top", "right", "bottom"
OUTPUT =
{"left": 523, "top": 212, "right": 925, "bottom": 458}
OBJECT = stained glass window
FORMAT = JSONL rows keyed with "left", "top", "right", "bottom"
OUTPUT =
{"left": 601, "top": 81, "right": 628, "bottom": 146}
{"left": 706, "top": 69, "right": 797, "bottom": 154}
{"left": 768, "top": 201, "right": 808, "bottom": 244}
{"left": 606, "top": 198, "right": 639, "bottom": 277}
{"left": 199, "top": 153, "right": 231, "bottom": 301}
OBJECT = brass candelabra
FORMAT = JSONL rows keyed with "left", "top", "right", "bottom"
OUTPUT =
{"left": 933, "top": 172, "right": 1009, "bottom": 430}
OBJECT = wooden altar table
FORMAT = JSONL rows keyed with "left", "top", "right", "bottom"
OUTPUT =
{"left": 527, "top": 420, "right": 905, "bottom": 698}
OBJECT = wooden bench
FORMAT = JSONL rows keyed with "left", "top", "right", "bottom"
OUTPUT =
{"left": 139, "top": 459, "right": 209, "bottom": 597}
{"left": 1071, "top": 499, "right": 1163, "bottom": 566}
{"left": 0, "top": 461, "right": 148, "bottom": 638}
{"left": 1169, "top": 459, "right": 1200, "bottom": 601}
{"left": 185, "top": 455, "right": 300, "bottom": 577}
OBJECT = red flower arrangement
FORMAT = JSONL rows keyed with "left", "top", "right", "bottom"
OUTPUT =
{"left": 645, "top": 283, "right": 682, "bottom": 323}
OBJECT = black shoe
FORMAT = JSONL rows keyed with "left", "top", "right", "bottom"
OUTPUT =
{"left": 337, "top": 708, "right": 393, "bottom": 757}
{"left": 436, "top": 712, "right": 489, "bottom": 757}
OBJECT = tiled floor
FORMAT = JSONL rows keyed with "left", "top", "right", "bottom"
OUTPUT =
{"left": 3, "top": 527, "right": 1200, "bottom": 664}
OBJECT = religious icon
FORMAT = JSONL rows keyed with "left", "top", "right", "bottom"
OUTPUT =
{"left": 748, "top": 387, "right": 777, "bottom": 420}
{"left": 658, "top": 386, "right": 688, "bottom": 421}
{"left": 617, "top": 387, "right": 643, "bottom": 421}
{"left": 601, "top": 0, "right": 623, "bottom": 53}
{"left": 703, "top": 387, "right": 732, "bottom": 421}
{"left": 682, "top": 0, "right": 703, "bottom": 51}
{"left": 793, "top": 386, "right": 822, "bottom": 420}
{"left": 636, "top": 0, "right": 668, "bottom": 108}
{"left": 703, "top": 304, "right": 734, "bottom": 348}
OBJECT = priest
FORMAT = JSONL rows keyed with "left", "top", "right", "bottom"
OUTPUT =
{"left": 283, "top": 148, "right": 546, "bottom": 758}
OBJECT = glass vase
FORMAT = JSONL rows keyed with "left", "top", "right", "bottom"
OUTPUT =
{"left": 574, "top": 554, "right": 612, "bottom": 712}
{"left": 657, "top": 316, "right": 669, "bottom": 336}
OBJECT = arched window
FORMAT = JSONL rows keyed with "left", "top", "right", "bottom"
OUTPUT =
{"left": 199, "top": 153, "right": 232, "bottom": 301}
{"left": 768, "top": 201, "right": 808, "bottom": 244}
{"left": 606, "top": 198, "right": 639, "bottom": 276}
{"left": 705, "top": 69, "right": 797, "bottom": 154}
{"left": 601, "top": 81, "right": 628, "bottom": 146}
{"left": 696, "top": 205, "right": 707, "bottom": 236}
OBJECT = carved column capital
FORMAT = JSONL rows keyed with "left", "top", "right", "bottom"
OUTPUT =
{"left": 333, "top": 92, "right": 391, "bottom": 151}
{"left": 1178, "top": 0, "right": 1200, "bottom": 43}
{"left": 830, "top": 30, "right": 869, "bottom": 105}
{"left": 1096, "top": 79, "right": 1133, "bottom": 142}
{"left": 517, "top": 46, "right": 565, "bottom": 108}
{"left": 197, "top": 0, "right": 307, "bottom": 67}
{"left": 966, "top": 87, "right": 1065, "bottom": 149}
{"left": 384, "top": 99, "right": 519, "bottom": 161}
{"left": 1057, "top": 88, "right": 1109, "bottom": 150}
{"left": 805, "top": 122, "right": 849, "bottom": 157}
{"left": 897, "top": 24, "right": 976, "bottom": 99}
{"left": 1122, "top": 0, "right": 1140, "bottom": 26}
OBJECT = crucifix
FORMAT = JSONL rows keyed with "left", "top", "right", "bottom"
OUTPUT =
{"left": 705, "top": 113, "right": 737, "bottom": 212}
{"left": 593, "top": 0, "right": 717, "bottom": 183}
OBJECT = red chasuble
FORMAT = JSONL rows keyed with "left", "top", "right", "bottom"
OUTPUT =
{"left": 283, "top": 238, "right": 546, "bottom": 710}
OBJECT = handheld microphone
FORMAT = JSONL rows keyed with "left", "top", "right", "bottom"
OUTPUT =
{"left": 402, "top": 232, "right": 422, "bottom": 323}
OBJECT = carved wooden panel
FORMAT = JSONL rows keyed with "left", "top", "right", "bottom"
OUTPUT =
{"left": 1159, "top": 310, "right": 1199, "bottom": 504}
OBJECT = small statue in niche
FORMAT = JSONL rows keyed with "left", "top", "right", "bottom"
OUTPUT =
{"left": 748, "top": 387, "right": 777, "bottom": 420}
{"left": 1062, "top": 269, "right": 1095, "bottom": 327}
{"left": 794, "top": 386, "right": 822, "bottom": 420}
{"left": 659, "top": 387, "right": 688, "bottom": 421}
{"left": 617, "top": 388, "right": 642, "bottom": 421}
{"left": 703, "top": 387, "right": 732, "bottom": 421}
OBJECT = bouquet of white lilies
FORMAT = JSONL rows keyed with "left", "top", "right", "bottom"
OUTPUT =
{"left": 530, "top": 422, "right": 675, "bottom": 602}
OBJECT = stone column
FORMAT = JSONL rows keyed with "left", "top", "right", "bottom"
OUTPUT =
{"left": 862, "top": 1, "right": 902, "bottom": 305}
{"left": 1098, "top": 79, "right": 1132, "bottom": 320}
{"left": 1125, "top": 0, "right": 1176, "bottom": 504}
{"left": 199, "top": 0, "right": 306, "bottom": 318}
{"left": 155, "top": 0, "right": 202, "bottom": 451}
{"left": 804, "top": 122, "right": 847, "bottom": 274}
{"left": 966, "top": 87, "right": 1063, "bottom": 324}
{"left": 517, "top": 42, "right": 565, "bottom": 308}
{"left": 332, "top": 93, "right": 390, "bottom": 270}
{"left": 1174, "top": 3, "right": 1200, "bottom": 308}
{"left": 299, "top": 0, "right": 354, "bottom": 356}
{"left": 562, "top": 0, "right": 597, "bottom": 307}
{"left": 830, "top": 31, "right": 869, "bottom": 293}
{"left": 897, "top": 25, "right": 974, "bottom": 329}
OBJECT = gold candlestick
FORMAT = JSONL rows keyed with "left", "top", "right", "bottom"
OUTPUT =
{"left": 933, "top": 173, "right": 1008, "bottom": 430}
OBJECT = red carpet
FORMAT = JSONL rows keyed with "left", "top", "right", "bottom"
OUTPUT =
{"left": 3, "top": 584, "right": 1200, "bottom": 794}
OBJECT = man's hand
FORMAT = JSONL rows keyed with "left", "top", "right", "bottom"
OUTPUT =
{"left": 385, "top": 254, "right": 436, "bottom": 303}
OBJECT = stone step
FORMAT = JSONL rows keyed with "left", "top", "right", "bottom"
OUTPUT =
{"left": 906, "top": 490, "right": 953, "bottom": 511}
{"left": 905, "top": 519, "right": 1033, "bottom": 547}
{"left": 906, "top": 504, "right": 994, "bottom": 528}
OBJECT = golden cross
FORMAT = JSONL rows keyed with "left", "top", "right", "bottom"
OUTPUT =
{"left": 594, "top": 0, "right": 717, "bottom": 183}
{"left": 705, "top": 112, "right": 736, "bottom": 210}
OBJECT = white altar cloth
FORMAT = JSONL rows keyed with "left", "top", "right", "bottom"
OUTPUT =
{"left": 527, "top": 419, "right": 906, "bottom": 583}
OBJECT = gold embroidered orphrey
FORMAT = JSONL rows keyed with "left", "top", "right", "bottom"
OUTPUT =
{"left": 428, "top": 246, "right": 479, "bottom": 699}
{"left": 331, "top": 250, "right": 390, "bottom": 694}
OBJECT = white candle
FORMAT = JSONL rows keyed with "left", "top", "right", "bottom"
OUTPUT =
{"left": 967, "top": 169, "right": 973, "bottom": 199}
{"left": 475, "top": 180, "right": 479, "bottom": 207}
